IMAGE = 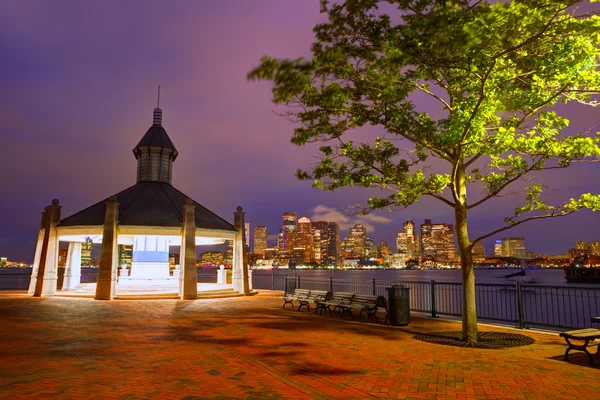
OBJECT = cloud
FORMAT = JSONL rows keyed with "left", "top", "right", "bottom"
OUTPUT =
{"left": 310, "top": 204, "right": 393, "bottom": 236}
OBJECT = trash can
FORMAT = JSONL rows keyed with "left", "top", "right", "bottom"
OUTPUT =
{"left": 386, "top": 284, "right": 410, "bottom": 326}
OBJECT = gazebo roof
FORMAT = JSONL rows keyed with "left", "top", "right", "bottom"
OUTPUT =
{"left": 59, "top": 182, "right": 236, "bottom": 231}
{"left": 133, "top": 123, "right": 179, "bottom": 160}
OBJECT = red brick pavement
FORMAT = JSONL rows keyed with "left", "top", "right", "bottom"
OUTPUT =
{"left": 1, "top": 291, "right": 599, "bottom": 399}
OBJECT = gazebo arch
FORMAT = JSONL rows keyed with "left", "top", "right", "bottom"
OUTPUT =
{"left": 28, "top": 101, "right": 250, "bottom": 299}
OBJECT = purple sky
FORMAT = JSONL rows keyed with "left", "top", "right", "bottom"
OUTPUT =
{"left": 1, "top": 0, "right": 599, "bottom": 263}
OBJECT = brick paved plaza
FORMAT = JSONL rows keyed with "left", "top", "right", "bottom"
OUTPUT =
{"left": 1, "top": 291, "right": 600, "bottom": 399}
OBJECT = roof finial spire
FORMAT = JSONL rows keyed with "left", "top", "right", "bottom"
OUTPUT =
{"left": 153, "top": 85, "right": 163, "bottom": 125}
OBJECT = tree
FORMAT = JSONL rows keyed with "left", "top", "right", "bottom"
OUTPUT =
{"left": 248, "top": 0, "right": 600, "bottom": 344}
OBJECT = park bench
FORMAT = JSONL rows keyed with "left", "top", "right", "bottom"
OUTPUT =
{"left": 282, "top": 289, "right": 329, "bottom": 311}
{"left": 338, "top": 294, "right": 380, "bottom": 320}
{"left": 315, "top": 292, "right": 354, "bottom": 315}
{"left": 282, "top": 288, "right": 310, "bottom": 309}
{"left": 559, "top": 328, "right": 600, "bottom": 365}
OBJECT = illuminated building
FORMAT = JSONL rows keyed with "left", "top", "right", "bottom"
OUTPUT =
{"left": 341, "top": 237, "right": 354, "bottom": 259}
{"left": 264, "top": 248, "right": 277, "bottom": 259}
{"left": 501, "top": 237, "right": 526, "bottom": 259}
{"left": 118, "top": 245, "right": 133, "bottom": 268}
{"left": 169, "top": 253, "right": 180, "bottom": 266}
{"left": 245, "top": 223, "right": 250, "bottom": 251}
{"left": 326, "top": 222, "right": 340, "bottom": 266}
{"left": 81, "top": 238, "right": 92, "bottom": 267}
{"left": 576, "top": 241, "right": 589, "bottom": 250}
{"left": 420, "top": 219, "right": 456, "bottom": 262}
{"left": 472, "top": 241, "right": 485, "bottom": 257}
{"left": 396, "top": 220, "right": 417, "bottom": 258}
{"left": 59, "top": 248, "right": 68, "bottom": 266}
{"left": 494, "top": 240, "right": 502, "bottom": 256}
{"left": 293, "top": 247, "right": 306, "bottom": 264}
{"left": 311, "top": 221, "right": 328, "bottom": 264}
{"left": 377, "top": 241, "right": 390, "bottom": 258}
{"left": 296, "top": 217, "right": 314, "bottom": 262}
{"left": 397, "top": 232, "right": 408, "bottom": 254}
{"left": 349, "top": 224, "right": 367, "bottom": 258}
{"left": 224, "top": 240, "right": 234, "bottom": 265}
{"left": 366, "top": 237, "right": 376, "bottom": 258}
{"left": 590, "top": 241, "right": 600, "bottom": 256}
{"left": 281, "top": 212, "right": 297, "bottom": 254}
{"left": 199, "top": 251, "right": 224, "bottom": 266}
{"left": 253, "top": 226, "right": 267, "bottom": 258}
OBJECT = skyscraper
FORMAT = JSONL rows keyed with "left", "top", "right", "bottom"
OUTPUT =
{"left": 377, "top": 241, "right": 390, "bottom": 258}
{"left": 420, "top": 219, "right": 456, "bottom": 262}
{"left": 224, "top": 239, "right": 234, "bottom": 265}
{"left": 501, "top": 237, "right": 526, "bottom": 259}
{"left": 244, "top": 223, "right": 250, "bottom": 251}
{"left": 494, "top": 240, "right": 503, "bottom": 256}
{"left": 81, "top": 237, "right": 92, "bottom": 267}
{"left": 326, "top": 222, "right": 340, "bottom": 266}
{"left": 253, "top": 225, "right": 267, "bottom": 258}
{"left": 366, "top": 237, "right": 376, "bottom": 258}
{"left": 311, "top": 221, "right": 328, "bottom": 264}
{"left": 296, "top": 217, "right": 314, "bottom": 263}
{"left": 281, "top": 212, "right": 297, "bottom": 254}
{"left": 590, "top": 241, "right": 600, "bottom": 256}
{"left": 472, "top": 240, "right": 485, "bottom": 257}
{"left": 349, "top": 224, "right": 367, "bottom": 258}
{"left": 118, "top": 244, "right": 133, "bottom": 268}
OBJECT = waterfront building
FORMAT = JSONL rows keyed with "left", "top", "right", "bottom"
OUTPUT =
{"left": 378, "top": 241, "right": 390, "bottom": 258}
{"left": 264, "top": 248, "right": 278, "bottom": 259}
{"left": 281, "top": 212, "right": 297, "bottom": 254}
{"left": 253, "top": 226, "right": 267, "bottom": 258}
{"left": 118, "top": 244, "right": 133, "bottom": 268}
{"left": 366, "top": 237, "right": 376, "bottom": 258}
{"left": 397, "top": 232, "right": 408, "bottom": 254}
{"left": 420, "top": 219, "right": 456, "bottom": 262}
{"left": 591, "top": 241, "right": 600, "bottom": 256}
{"left": 341, "top": 237, "right": 354, "bottom": 259}
{"left": 245, "top": 223, "right": 250, "bottom": 251}
{"left": 199, "top": 251, "right": 224, "bottom": 266}
{"left": 27, "top": 100, "right": 249, "bottom": 299}
{"left": 224, "top": 240, "right": 233, "bottom": 265}
{"left": 501, "top": 237, "right": 526, "bottom": 259}
{"left": 472, "top": 241, "right": 485, "bottom": 257}
{"left": 326, "top": 222, "right": 340, "bottom": 267}
{"left": 349, "top": 224, "right": 367, "bottom": 258}
{"left": 292, "top": 247, "right": 306, "bottom": 264}
{"left": 311, "top": 221, "right": 328, "bottom": 264}
{"left": 81, "top": 238, "right": 92, "bottom": 267}
{"left": 494, "top": 240, "right": 502, "bottom": 256}
{"left": 296, "top": 217, "right": 314, "bottom": 262}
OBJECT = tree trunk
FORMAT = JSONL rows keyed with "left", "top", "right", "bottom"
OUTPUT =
{"left": 453, "top": 162, "right": 478, "bottom": 344}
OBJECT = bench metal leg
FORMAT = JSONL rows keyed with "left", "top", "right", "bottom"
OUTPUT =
{"left": 564, "top": 337, "right": 596, "bottom": 365}
{"left": 297, "top": 300, "right": 310, "bottom": 312}
{"left": 283, "top": 299, "right": 294, "bottom": 309}
{"left": 340, "top": 308, "right": 352, "bottom": 320}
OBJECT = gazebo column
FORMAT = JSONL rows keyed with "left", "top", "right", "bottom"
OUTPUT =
{"left": 33, "top": 199, "right": 62, "bottom": 297}
{"left": 28, "top": 210, "right": 48, "bottom": 295}
{"left": 232, "top": 206, "right": 250, "bottom": 295}
{"left": 63, "top": 242, "right": 82, "bottom": 291}
{"left": 95, "top": 196, "right": 119, "bottom": 300}
{"left": 181, "top": 199, "right": 198, "bottom": 299}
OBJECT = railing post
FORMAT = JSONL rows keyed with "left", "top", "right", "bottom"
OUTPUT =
{"left": 284, "top": 275, "right": 288, "bottom": 294}
{"left": 516, "top": 282, "right": 526, "bottom": 329}
{"left": 329, "top": 276, "right": 333, "bottom": 292}
{"left": 297, "top": 275, "right": 300, "bottom": 289}
{"left": 271, "top": 273, "right": 275, "bottom": 291}
{"left": 372, "top": 278, "right": 377, "bottom": 296}
{"left": 430, "top": 280, "right": 438, "bottom": 318}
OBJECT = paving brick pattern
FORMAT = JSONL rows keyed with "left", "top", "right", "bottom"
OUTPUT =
{"left": 1, "top": 291, "right": 600, "bottom": 399}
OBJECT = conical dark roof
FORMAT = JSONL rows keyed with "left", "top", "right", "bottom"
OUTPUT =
{"left": 133, "top": 124, "right": 179, "bottom": 160}
{"left": 59, "top": 182, "right": 235, "bottom": 231}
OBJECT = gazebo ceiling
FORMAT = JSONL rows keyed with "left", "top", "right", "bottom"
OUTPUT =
{"left": 59, "top": 182, "right": 236, "bottom": 232}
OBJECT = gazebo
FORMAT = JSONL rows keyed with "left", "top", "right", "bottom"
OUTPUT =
{"left": 28, "top": 103, "right": 251, "bottom": 300}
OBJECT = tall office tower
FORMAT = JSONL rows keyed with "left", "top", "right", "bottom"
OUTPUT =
{"left": 576, "top": 241, "right": 589, "bottom": 250}
{"left": 326, "top": 222, "right": 340, "bottom": 266}
{"left": 365, "top": 237, "right": 377, "bottom": 258}
{"left": 224, "top": 239, "right": 234, "bottom": 265}
{"left": 590, "top": 241, "right": 600, "bottom": 256}
{"left": 472, "top": 240, "right": 485, "bottom": 257}
{"left": 311, "top": 221, "right": 328, "bottom": 263}
{"left": 253, "top": 226, "right": 267, "bottom": 258}
{"left": 396, "top": 232, "right": 408, "bottom": 254}
{"left": 378, "top": 241, "right": 390, "bottom": 258}
{"left": 245, "top": 223, "right": 250, "bottom": 251}
{"left": 340, "top": 237, "right": 355, "bottom": 259}
{"left": 296, "top": 217, "right": 314, "bottom": 263}
{"left": 277, "top": 230, "right": 283, "bottom": 253}
{"left": 81, "top": 237, "right": 93, "bottom": 267}
{"left": 494, "top": 240, "right": 503, "bottom": 256}
{"left": 420, "top": 219, "right": 456, "bottom": 262}
{"left": 404, "top": 220, "right": 417, "bottom": 257}
{"left": 501, "top": 237, "right": 526, "bottom": 259}
{"left": 281, "top": 212, "right": 297, "bottom": 253}
{"left": 349, "top": 224, "right": 367, "bottom": 258}
{"left": 118, "top": 244, "right": 133, "bottom": 268}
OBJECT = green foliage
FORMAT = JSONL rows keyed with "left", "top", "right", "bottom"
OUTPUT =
{"left": 249, "top": 0, "right": 600, "bottom": 243}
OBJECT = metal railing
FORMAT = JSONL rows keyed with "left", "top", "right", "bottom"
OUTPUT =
{"left": 251, "top": 273, "right": 600, "bottom": 330}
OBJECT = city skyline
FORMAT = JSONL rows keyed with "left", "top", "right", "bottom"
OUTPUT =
{"left": 2, "top": 1, "right": 600, "bottom": 263}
